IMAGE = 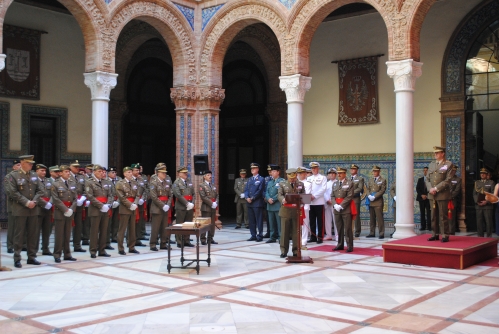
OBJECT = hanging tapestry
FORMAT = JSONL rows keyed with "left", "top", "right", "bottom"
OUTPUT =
{"left": 337, "top": 56, "right": 379, "bottom": 125}
{"left": 0, "top": 24, "right": 42, "bottom": 100}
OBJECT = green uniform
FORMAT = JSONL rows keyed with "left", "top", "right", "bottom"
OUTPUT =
{"left": 149, "top": 176, "right": 173, "bottom": 248}
{"left": 85, "top": 175, "right": 113, "bottom": 256}
{"left": 234, "top": 177, "right": 249, "bottom": 228}
{"left": 51, "top": 178, "right": 77, "bottom": 260}
{"left": 115, "top": 178, "right": 141, "bottom": 252}
{"left": 4, "top": 168, "right": 15, "bottom": 251}
{"left": 265, "top": 176, "right": 284, "bottom": 241}
{"left": 135, "top": 175, "right": 148, "bottom": 241}
{"left": 449, "top": 175, "right": 462, "bottom": 234}
{"left": 172, "top": 177, "right": 195, "bottom": 245}
{"left": 70, "top": 171, "right": 87, "bottom": 249}
{"left": 351, "top": 174, "right": 364, "bottom": 236}
{"left": 277, "top": 179, "right": 304, "bottom": 256}
{"left": 36, "top": 177, "right": 54, "bottom": 254}
{"left": 105, "top": 175, "right": 122, "bottom": 246}
{"left": 331, "top": 179, "right": 355, "bottom": 250}
{"left": 425, "top": 160, "right": 453, "bottom": 238}
{"left": 367, "top": 176, "right": 387, "bottom": 237}
{"left": 199, "top": 181, "right": 219, "bottom": 243}
{"left": 473, "top": 179, "right": 495, "bottom": 237}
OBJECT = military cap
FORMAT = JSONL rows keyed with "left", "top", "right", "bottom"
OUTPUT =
{"left": 59, "top": 165, "right": 70, "bottom": 171}
{"left": 155, "top": 162, "right": 166, "bottom": 169}
{"left": 123, "top": 166, "right": 132, "bottom": 172}
{"left": 267, "top": 165, "right": 272, "bottom": 171}
{"left": 296, "top": 167, "right": 307, "bottom": 173}
{"left": 93, "top": 164, "right": 105, "bottom": 171}
{"left": 250, "top": 162, "right": 260, "bottom": 169}
{"left": 480, "top": 168, "right": 489, "bottom": 174}
{"left": 327, "top": 167, "right": 337, "bottom": 174}
{"left": 306, "top": 168, "right": 312, "bottom": 173}
{"left": 309, "top": 162, "right": 320, "bottom": 168}
{"left": 85, "top": 163, "right": 94, "bottom": 169}
{"left": 13, "top": 159, "right": 20, "bottom": 165}
{"left": 107, "top": 167, "right": 117, "bottom": 172}
{"left": 202, "top": 170, "right": 212, "bottom": 175}
{"left": 19, "top": 155, "right": 35, "bottom": 163}
{"left": 35, "top": 163, "right": 47, "bottom": 170}
{"left": 350, "top": 164, "right": 359, "bottom": 170}
{"left": 239, "top": 169, "right": 247, "bottom": 174}
{"left": 372, "top": 165, "right": 381, "bottom": 171}
{"left": 433, "top": 146, "right": 446, "bottom": 153}
{"left": 70, "top": 160, "right": 80, "bottom": 167}
{"left": 268, "top": 164, "right": 280, "bottom": 171}
{"left": 130, "top": 163, "right": 141, "bottom": 169}
{"left": 49, "top": 165, "right": 61, "bottom": 172}
{"left": 336, "top": 167, "right": 347, "bottom": 173}
{"left": 286, "top": 168, "right": 297, "bottom": 177}
{"left": 177, "top": 166, "right": 188, "bottom": 173}
{"left": 156, "top": 166, "right": 167, "bottom": 173}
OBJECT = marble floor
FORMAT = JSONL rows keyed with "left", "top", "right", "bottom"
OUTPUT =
{"left": 1, "top": 224, "right": 498, "bottom": 334}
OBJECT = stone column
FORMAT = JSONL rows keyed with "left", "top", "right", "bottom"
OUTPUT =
{"left": 386, "top": 59, "right": 422, "bottom": 239}
{"left": 84, "top": 71, "right": 118, "bottom": 167}
{"left": 279, "top": 74, "right": 312, "bottom": 168}
{"left": 0, "top": 54, "right": 6, "bottom": 71}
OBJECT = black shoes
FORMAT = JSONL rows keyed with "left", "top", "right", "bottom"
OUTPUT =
{"left": 256, "top": 238, "right": 263, "bottom": 242}
{"left": 27, "top": 259, "right": 41, "bottom": 265}
{"left": 419, "top": 227, "right": 426, "bottom": 231}
{"left": 427, "top": 236, "right": 439, "bottom": 241}
{"left": 263, "top": 233, "right": 270, "bottom": 238}
{"left": 441, "top": 237, "right": 449, "bottom": 243}
{"left": 378, "top": 235, "right": 384, "bottom": 239}
{"left": 316, "top": 239, "right": 323, "bottom": 244}
{"left": 42, "top": 251, "right": 53, "bottom": 256}
{"left": 280, "top": 254, "right": 286, "bottom": 258}
{"left": 119, "top": 251, "right": 126, "bottom": 255}
{"left": 14, "top": 261, "right": 22, "bottom": 268}
{"left": 201, "top": 241, "right": 207, "bottom": 245}
{"left": 211, "top": 240, "right": 218, "bottom": 244}
{"left": 247, "top": 237, "right": 257, "bottom": 241}
{"left": 160, "top": 246, "right": 169, "bottom": 250}
{"left": 150, "top": 247, "right": 158, "bottom": 251}
{"left": 64, "top": 257, "right": 77, "bottom": 261}
{"left": 54, "top": 258, "right": 61, "bottom": 263}
{"left": 333, "top": 246, "right": 344, "bottom": 251}
{"left": 129, "top": 249, "right": 140, "bottom": 254}
{"left": 91, "top": 254, "right": 97, "bottom": 258}
{"left": 7, "top": 248, "right": 14, "bottom": 253}
{"left": 354, "top": 234, "right": 360, "bottom": 238}
{"left": 82, "top": 240, "right": 90, "bottom": 245}
{"left": 346, "top": 247, "right": 353, "bottom": 253}
{"left": 307, "top": 238, "right": 317, "bottom": 243}
{"left": 74, "top": 248, "right": 86, "bottom": 253}
{"left": 184, "top": 243, "right": 195, "bottom": 247}
{"left": 366, "top": 235, "right": 375, "bottom": 238}
{"left": 235, "top": 226, "right": 241, "bottom": 229}
{"left": 98, "top": 253, "right": 111, "bottom": 257}
{"left": 135, "top": 242, "right": 146, "bottom": 247}
{"left": 105, "top": 246, "right": 115, "bottom": 250}
{"left": 265, "top": 239, "right": 276, "bottom": 243}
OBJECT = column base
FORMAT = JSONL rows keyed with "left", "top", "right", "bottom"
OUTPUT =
{"left": 391, "top": 223, "right": 417, "bottom": 239}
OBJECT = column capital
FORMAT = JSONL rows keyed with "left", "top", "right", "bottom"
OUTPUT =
{"left": 0, "top": 54, "right": 6, "bottom": 72}
{"left": 198, "top": 86, "right": 225, "bottom": 110}
{"left": 170, "top": 86, "right": 225, "bottom": 110}
{"left": 279, "top": 74, "right": 312, "bottom": 104}
{"left": 386, "top": 59, "right": 422, "bottom": 92}
{"left": 84, "top": 71, "right": 118, "bottom": 101}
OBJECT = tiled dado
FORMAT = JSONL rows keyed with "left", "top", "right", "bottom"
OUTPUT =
{"left": 304, "top": 153, "right": 433, "bottom": 223}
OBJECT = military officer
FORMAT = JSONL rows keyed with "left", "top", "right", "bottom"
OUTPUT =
{"left": 426, "top": 146, "right": 454, "bottom": 242}
{"left": 264, "top": 164, "right": 284, "bottom": 243}
{"left": 84, "top": 164, "right": 94, "bottom": 177}
{"left": 297, "top": 167, "right": 312, "bottom": 247}
{"left": 5, "top": 159, "right": 21, "bottom": 254}
{"left": 148, "top": 165, "right": 173, "bottom": 250}
{"left": 234, "top": 169, "right": 249, "bottom": 229}
{"left": 324, "top": 168, "right": 338, "bottom": 241}
{"left": 199, "top": 170, "right": 219, "bottom": 245}
{"left": 449, "top": 165, "right": 462, "bottom": 235}
{"left": 35, "top": 164, "right": 54, "bottom": 256}
{"left": 277, "top": 168, "right": 304, "bottom": 258}
{"left": 4, "top": 155, "right": 44, "bottom": 268}
{"left": 51, "top": 165, "right": 78, "bottom": 263}
{"left": 307, "top": 162, "right": 327, "bottom": 243}
{"left": 153, "top": 162, "right": 174, "bottom": 244}
{"left": 49, "top": 166, "right": 61, "bottom": 182}
{"left": 115, "top": 166, "right": 141, "bottom": 255}
{"left": 131, "top": 163, "right": 148, "bottom": 246}
{"left": 172, "top": 166, "right": 195, "bottom": 247}
{"left": 349, "top": 165, "right": 364, "bottom": 237}
{"left": 390, "top": 182, "right": 396, "bottom": 238}
{"left": 105, "top": 167, "right": 121, "bottom": 248}
{"left": 366, "top": 166, "right": 387, "bottom": 239}
{"left": 81, "top": 163, "right": 94, "bottom": 245}
{"left": 69, "top": 160, "right": 87, "bottom": 252}
{"left": 473, "top": 168, "right": 496, "bottom": 237}
{"left": 85, "top": 164, "right": 113, "bottom": 258}
{"left": 263, "top": 165, "right": 273, "bottom": 238}
{"left": 244, "top": 163, "right": 265, "bottom": 241}
{"left": 331, "top": 167, "right": 355, "bottom": 252}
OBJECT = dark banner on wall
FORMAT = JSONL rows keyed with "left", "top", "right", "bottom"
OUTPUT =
{"left": 337, "top": 56, "right": 379, "bottom": 125}
{"left": 0, "top": 24, "right": 42, "bottom": 100}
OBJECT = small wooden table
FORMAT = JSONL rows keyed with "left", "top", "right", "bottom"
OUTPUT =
{"left": 165, "top": 224, "right": 212, "bottom": 275}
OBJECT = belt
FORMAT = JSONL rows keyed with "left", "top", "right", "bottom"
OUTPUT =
{"left": 96, "top": 197, "right": 108, "bottom": 204}
{"left": 127, "top": 197, "right": 135, "bottom": 203}
{"left": 183, "top": 195, "right": 193, "bottom": 201}
{"left": 159, "top": 196, "right": 169, "bottom": 202}
{"left": 211, "top": 198, "right": 216, "bottom": 202}
{"left": 42, "top": 197, "right": 50, "bottom": 202}
{"left": 114, "top": 196, "right": 118, "bottom": 201}
{"left": 283, "top": 203, "right": 297, "bottom": 207}
{"left": 62, "top": 201, "right": 72, "bottom": 208}
{"left": 78, "top": 195, "right": 82, "bottom": 199}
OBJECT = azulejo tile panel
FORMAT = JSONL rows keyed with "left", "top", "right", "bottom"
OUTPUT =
{"left": 445, "top": 117, "right": 461, "bottom": 175}
{"left": 279, "top": 0, "right": 297, "bottom": 10}
{"left": 304, "top": 153, "right": 433, "bottom": 223}
{"left": 180, "top": 115, "right": 185, "bottom": 167}
{"left": 202, "top": 4, "right": 224, "bottom": 31}
{"left": 174, "top": 3, "right": 195, "bottom": 30}
{"left": 211, "top": 115, "right": 216, "bottom": 183}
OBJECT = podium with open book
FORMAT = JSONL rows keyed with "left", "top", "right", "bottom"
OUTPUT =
{"left": 284, "top": 193, "right": 313, "bottom": 264}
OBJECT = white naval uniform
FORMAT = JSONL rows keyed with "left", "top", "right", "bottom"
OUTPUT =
{"left": 300, "top": 178, "right": 312, "bottom": 246}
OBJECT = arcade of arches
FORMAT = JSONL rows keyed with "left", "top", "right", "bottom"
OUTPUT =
{"left": 1, "top": 0, "right": 499, "bottom": 236}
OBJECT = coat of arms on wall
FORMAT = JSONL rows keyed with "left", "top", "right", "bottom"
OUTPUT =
{"left": 0, "top": 25, "right": 42, "bottom": 100}
{"left": 337, "top": 56, "right": 379, "bottom": 125}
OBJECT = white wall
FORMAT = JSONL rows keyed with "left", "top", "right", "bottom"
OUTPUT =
{"left": 4, "top": 2, "right": 91, "bottom": 154}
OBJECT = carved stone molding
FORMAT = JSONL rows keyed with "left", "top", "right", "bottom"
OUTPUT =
{"left": 170, "top": 86, "right": 225, "bottom": 110}
{"left": 170, "top": 86, "right": 198, "bottom": 110}
{"left": 279, "top": 74, "right": 312, "bottom": 103}
{"left": 386, "top": 59, "right": 422, "bottom": 92}
{"left": 84, "top": 71, "right": 118, "bottom": 101}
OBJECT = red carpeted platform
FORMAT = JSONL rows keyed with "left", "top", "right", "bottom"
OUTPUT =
{"left": 382, "top": 235, "right": 498, "bottom": 269}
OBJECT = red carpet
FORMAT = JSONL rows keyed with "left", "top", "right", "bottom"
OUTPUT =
{"left": 383, "top": 235, "right": 498, "bottom": 269}
{"left": 309, "top": 245, "right": 383, "bottom": 256}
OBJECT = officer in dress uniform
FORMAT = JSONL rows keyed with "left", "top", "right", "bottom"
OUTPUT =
{"left": 5, "top": 159, "right": 21, "bottom": 254}
{"left": 35, "top": 164, "right": 54, "bottom": 256}
{"left": 115, "top": 166, "right": 141, "bottom": 255}
{"left": 149, "top": 165, "right": 173, "bottom": 250}
{"left": 105, "top": 167, "right": 121, "bottom": 248}
{"left": 85, "top": 165, "right": 113, "bottom": 258}
{"left": 51, "top": 165, "right": 78, "bottom": 263}
{"left": 131, "top": 163, "right": 149, "bottom": 246}
{"left": 263, "top": 165, "right": 272, "bottom": 238}
{"left": 277, "top": 168, "right": 304, "bottom": 258}
{"left": 449, "top": 165, "right": 462, "bottom": 235}
{"left": 234, "top": 169, "right": 249, "bottom": 229}
{"left": 324, "top": 168, "right": 338, "bottom": 241}
{"left": 150, "top": 163, "right": 174, "bottom": 244}
{"left": 331, "top": 167, "right": 355, "bottom": 252}
{"left": 264, "top": 164, "right": 284, "bottom": 243}
{"left": 199, "top": 170, "right": 219, "bottom": 245}
{"left": 4, "top": 155, "right": 44, "bottom": 268}
{"left": 426, "top": 146, "right": 454, "bottom": 242}
{"left": 69, "top": 160, "right": 87, "bottom": 253}
{"left": 474, "top": 168, "right": 496, "bottom": 237}
{"left": 366, "top": 166, "right": 387, "bottom": 239}
{"left": 349, "top": 165, "right": 364, "bottom": 237}
{"left": 307, "top": 162, "right": 327, "bottom": 244}
{"left": 81, "top": 163, "right": 93, "bottom": 245}
{"left": 244, "top": 163, "right": 265, "bottom": 241}
{"left": 172, "top": 166, "right": 195, "bottom": 247}
{"left": 297, "top": 167, "right": 312, "bottom": 248}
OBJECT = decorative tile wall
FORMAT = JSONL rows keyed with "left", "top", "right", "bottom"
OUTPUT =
{"left": 445, "top": 116, "right": 462, "bottom": 174}
{"left": 211, "top": 115, "right": 216, "bottom": 183}
{"left": 204, "top": 115, "right": 208, "bottom": 154}
{"left": 180, "top": 114, "right": 185, "bottom": 167}
{"left": 187, "top": 115, "right": 192, "bottom": 172}
{"left": 202, "top": 4, "right": 224, "bottom": 30}
{"left": 174, "top": 3, "right": 195, "bottom": 30}
{"left": 303, "top": 153, "right": 433, "bottom": 223}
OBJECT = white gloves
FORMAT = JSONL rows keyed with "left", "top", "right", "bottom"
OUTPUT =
{"left": 64, "top": 208, "right": 73, "bottom": 217}
{"left": 162, "top": 205, "right": 170, "bottom": 212}
{"left": 368, "top": 195, "right": 375, "bottom": 201}
{"left": 112, "top": 201, "right": 119, "bottom": 208}
{"left": 334, "top": 204, "right": 343, "bottom": 212}
{"left": 240, "top": 193, "right": 245, "bottom": 199}
{"left": 211, "top": 202, "right": 218, "bottom": 209}
{"left": 130, "top": 203, "right": 138, "bottom": 211}
{"left": 77, "top": 198, "right": 84, "bottom": 206}
{"left": 85, "top": 200, "right": 90, "bottom": 207}
{"left": 138, "top": 198, "right": 145, "bottom": 205}
{"left": 186, "top": 202, "right": 194, "bottom": 210}
{"left": 100, "top": 205, "right": 110, "bottom": 213}
{"left": 393, "top": 196, "right": 396, "bottom": 201}
{"left": 44, "top": 202, "right": 52, "bottom": 210}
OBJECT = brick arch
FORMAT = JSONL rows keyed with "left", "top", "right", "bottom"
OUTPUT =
{"left": 403, "top": 0, "right": 438, "bottom": 62}
{"left": 287, "top": 0, "right": 397, "bottom": 76}
{"left": 199, "top": 0, "right": 287, "bottom": 87}
{"left": 108, "top": 1, "right": 195, "bottom": 86}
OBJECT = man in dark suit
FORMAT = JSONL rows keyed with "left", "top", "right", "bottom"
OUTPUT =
{"left": 244, "top": 163, "right": 265, "bottom": 241}
{"left": 416, "top": 167, "right": 431, "bottom": 231}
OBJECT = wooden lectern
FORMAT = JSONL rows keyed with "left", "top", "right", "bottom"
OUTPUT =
{"left": 285, "top": 193, "right": 313, "bottom": 264}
